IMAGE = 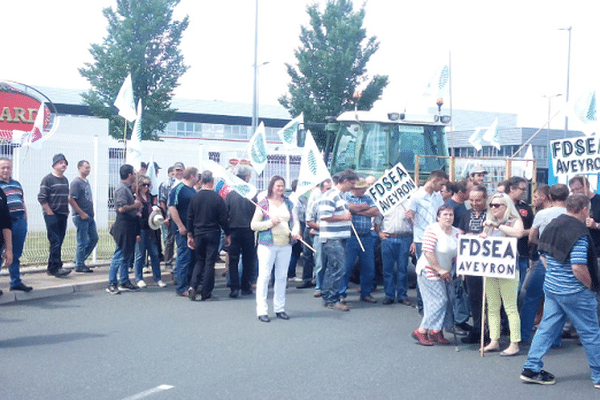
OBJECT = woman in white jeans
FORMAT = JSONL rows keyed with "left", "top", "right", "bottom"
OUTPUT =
{"left": 251, "top": 176, "right": 301, "bottom": 322}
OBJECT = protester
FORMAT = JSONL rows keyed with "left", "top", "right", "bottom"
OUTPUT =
{"left": 458, "top": 184, "right": 489, "bottom": 344}
{"left": 251, "top": 176, "right": 300, "bottom": 322}
{"left": 169, "top": 167, "right": 199, "bottom": 296}
{"left": 107, "top": 164, "right": 142, "bottom": 294}
{"left": 340, "top": 177, "right": 379, "bottom": 303}
{"left": 69, "top": 160, "right": 98, "bottom": 273}
{"left": 133, "top": 175, "right": 166, "bottom": 288}
{"left": 0, "top": 185, "right": 13, "bottom": 295}
{"left": 521, "top": 194, "right": 600, "bottom": 387}
{"left": 0, "top": 158, "right": 31, "bottom": 292}
{"left": 505, "top": 176, "right": 534, "bottom": 288}
{"left": 305, "top": 179, "right": 332, "bottom": 297}
{"left": 569, "top": 175, "right": 600, "bottom": 255}
{"left": 521, "top": 184, "right": 568, "bottom": 343}
{"left": 158, "top": 166, "right": 176, "bottom": 266}
{"left": 38, "top": 153, "right": 71, "bottom": 277}
{"left": 375, "top": 197, "right": 413, "bottom": 305}
{"left": 224, "top": 165, "right": 256, "bottom": 297}
{"left": 412, "top": 205, "right": 460, "bottom": 346}
{"left": 481, "top": 193, "right": 524, "bottom": 356}
{"left": 287, "top": 179, "right": 303, "bottom": 282}
{"left": 444, "top": 180, "right": 468, "bottom": 228}
{"left": 319, "top": 170, "right": 357, "bottom": 311}
{"left": 187, "top": 170, "right": 230, "bottom": 301}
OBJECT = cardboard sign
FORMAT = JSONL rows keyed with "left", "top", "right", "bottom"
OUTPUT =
{"left": 550, "top": 136, "right": 600, "bottom": 176}
{"left": 456, "top": 235, "right": 518, "bottom": 279}
{"left": 367, "top": 162, "right": 417, "bottom": 216}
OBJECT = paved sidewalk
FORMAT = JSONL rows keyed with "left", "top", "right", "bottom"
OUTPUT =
{"left": 0, "top": 262, "right": 225, "bottom": 305}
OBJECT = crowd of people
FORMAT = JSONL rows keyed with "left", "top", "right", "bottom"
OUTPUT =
{"left": 1, "top": 154, "right": 600, "bottom": 388}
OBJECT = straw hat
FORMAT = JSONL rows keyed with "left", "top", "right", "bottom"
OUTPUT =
{"left": 148, "top": 206, "right": 164, "bottom": 230}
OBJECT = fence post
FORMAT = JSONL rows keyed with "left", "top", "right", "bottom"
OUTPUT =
{"left": 92, "top": 135, "right": 99, "bottom": 262}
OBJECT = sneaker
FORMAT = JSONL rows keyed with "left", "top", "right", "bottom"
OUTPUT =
{"left": 313, "top": 290, "right": 322, "bottom": 298}
{"left": 382, "top": 297, "right": 394, "bottom": 305}
{"left": 412, "top": 329, "right": 434, "bottom": 346}
{"left": 520, "top": 368, "right": 556, "bottom": 385}
{"left": 118, "top": 281, "right": 140, "bottom": 292}
{"left": 594, "top": 383, "right": 600, "bottom": 390}
{"left": 157, "top": 280, "right": 167, "bottom": 288}
{"left": 137, "top": 280, "right": 148, "bottom": 288}
{"left": 360, "top": 295, "right": 377, "bottom": 303}
{"left": 75, "top": 266, "right": 93, "bottom": 273}
{"left": 327, "top": 302, "right": 350, "bottom": 311}
{"left": 10, "top": 283, "right": 33, "bottom": 292}
{"left": 106, "top": 284, "right": 121, "bottom": 295}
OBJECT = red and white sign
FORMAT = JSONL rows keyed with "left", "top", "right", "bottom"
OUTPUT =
{"left": 0, "top": 81, "right": 57, "bottom": 146}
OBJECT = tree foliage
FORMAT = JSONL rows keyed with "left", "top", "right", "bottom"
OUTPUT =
{"left": 279, "top": 0, "right": 388, "bottom": 148}
{"left": 79, "top": 0, "right": 189, "bottom": 140}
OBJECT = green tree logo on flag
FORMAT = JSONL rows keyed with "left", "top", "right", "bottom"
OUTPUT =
{"left": 308, "top": 149, "right": 318, "bottom": 175}
{"left": 252, "top": 134, "right": 267, "bottom": 164}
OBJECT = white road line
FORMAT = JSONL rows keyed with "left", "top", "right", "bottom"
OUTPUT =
{"left": 122, "top": 384, "right": 174, "bottom": 400}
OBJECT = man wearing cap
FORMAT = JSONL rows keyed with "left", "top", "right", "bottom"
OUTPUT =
{"left": 69, "top": 160, "right": 97, "bottom": 273}
{"left": 0, "top": 158, "right": 32, "bottom": 292}
{"left": 159, "top": 162, "right": 185, "bottom": 266}
{"left": 339, "top": 177, "right": 379, "bottom": 303}
{"left": 38, "top": 153, "right": 71, "bottom": 277}
{"left": 469, "top": 166, "right": 487, "bottom": 187}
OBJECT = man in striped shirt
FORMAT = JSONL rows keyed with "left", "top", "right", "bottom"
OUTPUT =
{"left": 521, "top": 194, "right": 600, "bottom": 387}
{"left": 38, "top": 154, "right": 71, "bottom": 277}
{"left": 318, "top": 169, "right": 358, "bottom": 311}
{"left": 0, "top": 158, "right": 32, "bottom": 291}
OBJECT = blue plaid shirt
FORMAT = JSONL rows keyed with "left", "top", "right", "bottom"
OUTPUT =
{"left": 344, "top": 192, "right": 376, "bottom": 236}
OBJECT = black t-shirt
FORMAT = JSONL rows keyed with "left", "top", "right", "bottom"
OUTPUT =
{"left": 515, "top": 201, "right": 534, "bottom": 259}
{"left": 0, "top": 187, "right": 12, "bottom": 248}
{"left": 459, "top": 209, "right": 487, "bottom": 234}
{"left": 589, "top": 193, "right": 600, "bottom": 252}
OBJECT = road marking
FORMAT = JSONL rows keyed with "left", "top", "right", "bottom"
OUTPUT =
{"left": 122, "top": 385, "right": 174, "bottom": 400}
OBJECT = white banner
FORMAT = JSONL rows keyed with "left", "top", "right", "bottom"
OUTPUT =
{"left": 456, "top": 235, "right": 518, "bottom": 279}
{"left": 550, "top": 136, "right": 600, "bottom": 176}
{"left": 367, "top": 161, "right": 417, "bottom": 216}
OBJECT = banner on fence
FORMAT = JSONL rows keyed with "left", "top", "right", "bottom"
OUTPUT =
{"left": 456, "top": 235, "right": 518, "bottom": 279}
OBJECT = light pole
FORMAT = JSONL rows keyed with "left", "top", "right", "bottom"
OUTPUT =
{"left": 559, "top": 26, "right": 572, "bottom": 137}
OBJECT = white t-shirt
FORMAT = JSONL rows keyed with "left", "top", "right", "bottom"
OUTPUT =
{"left": 416, "top": 222, "right": 460, "bottom": 280}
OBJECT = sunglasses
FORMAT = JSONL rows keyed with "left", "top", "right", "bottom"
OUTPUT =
{"left": 489, "top": 203, "right": 505, "bottom": 208}
{"left": 141, "top": 183, "right": 150, "bottom": 187}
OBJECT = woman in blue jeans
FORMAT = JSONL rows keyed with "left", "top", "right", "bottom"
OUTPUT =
{"left": 134, "top": 176, "right": 165, "bottom": 288}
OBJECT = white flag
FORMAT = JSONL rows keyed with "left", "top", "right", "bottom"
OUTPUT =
{"left": 483, "top": 118, "right": 501, "bottom": 150}
{"left": 296, "top": 130, "right": 331, "bottom": 195}
{"left": 203, "top": 160, "right": 258, "bottom": 200}
{"left": 523, "top": 144, "right": 534, "bottom": 180}
{"left": 277, "top": 112, "right": 303, "bottom": 149}
{"left": 146, "top": 154, "right": 159, "bottom": 197}
{"left": 567, "top": 88, "right": 598, "bottom": 136}
{"left": 423, "top": 64, "right": 450, "bottom": 104}
{"left": 247, "top": 121, "right": 268, "bottom": 176}
{"left": 23, "top": 101, "right": 47, "bottom": 149}
{"left": 468, "top": 128, "right": 483, "bottom": 151}
{"left": 126, "top": 99, "right": 143, "bottom": 169}
{"left": 114, "top": 74, "right": 137, "bottom": 122}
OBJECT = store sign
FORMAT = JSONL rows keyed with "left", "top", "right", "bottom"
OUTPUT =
{"left": 0, "top": 81, "right": 56, "bottom": 146}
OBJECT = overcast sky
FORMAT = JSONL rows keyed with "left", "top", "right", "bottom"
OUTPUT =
{"left": 3, "top": 0, "right": 598, "bottom": 131}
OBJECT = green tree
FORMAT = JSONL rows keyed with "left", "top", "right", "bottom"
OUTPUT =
{"left": 279, "top": 0, "right": 388, "bottom": 148}
{"left": 79, "top": 0, "right": 189, "bottom": 140}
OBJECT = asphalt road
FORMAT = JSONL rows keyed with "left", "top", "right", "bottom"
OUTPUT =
{"left": 1, "top": 277, "right": 598, "bottom": 400}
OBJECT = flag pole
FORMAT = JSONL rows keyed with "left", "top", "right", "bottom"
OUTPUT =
{"left": 449, "top": 50, "right": 455, "bottom": 158}
{"left": 510, "top": 111, "right": 561, "bottom": 158}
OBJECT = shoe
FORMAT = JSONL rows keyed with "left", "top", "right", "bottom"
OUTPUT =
{"left": 288, "top": 277, "right": 302, "bottom": 282}
{"left": 188, "top": 287, "right": 197, "bottom": 301}
{"left": 398, "top": 298, "right": 412, "bottom": 306}
{"left": 360, "top": 295, "right": 377, "bottom": 303}
{"left": 258, "top": 315, "right": 270, "bottom": 323}
{"left": 276, "top": 312, "right": 289, "bottom": 320}
{"left": 47, "top": 268, "right": 71, "bottom": 277}
{"left": 157, "top": 280, "right": 167, "bottom": 288}
{"left": 520, "top": 368, "right": 555, "bottom": 385}
{"left": 201, "top": 294, "right": 219, "bottom": 301}
{"left": 327, "top": 302, "right": 350, "bottom": 311}
{"left": 339, "top": 297, "right": 347, "bottom": 304}
{"left": 106, "top": 284, "right": 121, "bottom": 295}
{"left": 382, "top": 297, "right": 394, "bottom": 305}
{"left": 313, "top": 290, "right": 322, "bottom": 298}
{"left": 118, "top": 281, "right": 140, "bottom": 292}
{"left": 456, "top": 321, "right": 473, "bottom": 332}
{"left": 241, "top": 289, "right": 253, "bottom": 296}
{"left": 137, "top": 280, "right": 147, "bottom": 288}
{"left": 229, "top": 290, "right": 239, "bottom": 298}
{"left": 412, "top": 329, "right": 434, "bottom": 346}
{"left": 429, "top": 331, "right": 450, "bottom": 344}
{"left": 0, "top": 289, "right": 3, "bottom": 296}
{"left": 75, "top": 266, "right": 93, "bottom": 273}
{"left": 297, "top": 281, "right": 313, "bottom": 289}
{"left": 594, "top": 383, "right": 600, "bottom": 390}
{"left": 10, "top": 283, "right": 33, "bottom": 292}
{"left": 500, "top": 349, "right": 520, "bottom": 357}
